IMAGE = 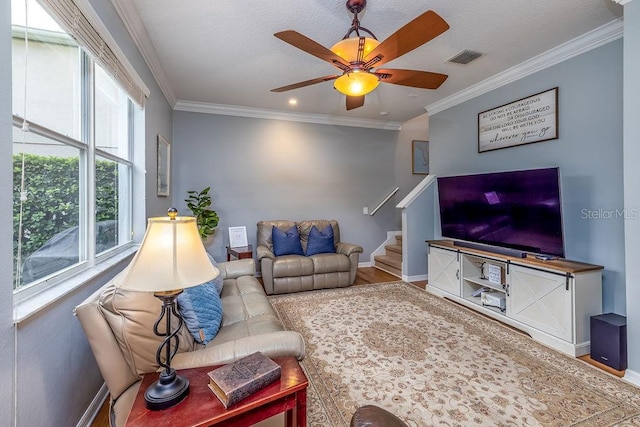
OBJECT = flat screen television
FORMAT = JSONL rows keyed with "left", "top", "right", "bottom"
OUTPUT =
{"left": 437, "top": 167, "right": 564, "bottom": 258}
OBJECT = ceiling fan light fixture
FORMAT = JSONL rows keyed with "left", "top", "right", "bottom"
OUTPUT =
{"left": 333, "top": 71, "right": 379, "bottom": 96}
{"left": 330, "top": 37, "right": 379, "bottom": 62}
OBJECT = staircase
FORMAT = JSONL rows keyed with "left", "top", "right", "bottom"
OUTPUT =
{"left": 374, "top": 234, "right": 402, "bottom": 278}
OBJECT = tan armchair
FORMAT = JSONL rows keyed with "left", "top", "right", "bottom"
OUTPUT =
{"left": 256, "top": 219, "right": 363, "bottom": 295}
{"left": 75, "top": 259, "right": 304, "bottom": 426}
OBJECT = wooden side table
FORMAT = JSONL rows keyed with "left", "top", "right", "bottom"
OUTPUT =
{"left": 227, "top": 245, "right": 253, "bottom": 261}
{"left": 125, "top": 356, "right": 308, "bottom": 427}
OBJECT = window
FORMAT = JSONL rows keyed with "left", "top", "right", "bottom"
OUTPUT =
{"left": 12, "top": 0, "right": 135, "bottom": 293}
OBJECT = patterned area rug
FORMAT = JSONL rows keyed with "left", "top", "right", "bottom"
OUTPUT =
{"left": 269, "top": 282, "right": 640, "bottom": 427}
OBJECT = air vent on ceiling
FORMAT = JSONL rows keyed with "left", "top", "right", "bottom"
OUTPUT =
{"left": 447, "top": 49, "right": 484, "bottom": 65}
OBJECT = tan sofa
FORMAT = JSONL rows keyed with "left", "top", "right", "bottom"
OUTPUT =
{"left": 256, "top": 219, "right": 363, "bottom": 295}
{"left": 75, "top": 258, "right": 305, "bottom": 427}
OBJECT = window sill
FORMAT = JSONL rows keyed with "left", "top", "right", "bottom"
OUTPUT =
{"left": 13, "top": 246, "right": 137, "bottom": 323}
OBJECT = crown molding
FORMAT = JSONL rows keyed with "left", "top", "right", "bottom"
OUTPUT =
{"left": 426, "top": 19, "right": 624, "bottom": 116}
{"left": 174, "top": 101, "right": 403, "bottom": 130}
{"left": 110, "top": 0, "right": 177, "bottom": 107}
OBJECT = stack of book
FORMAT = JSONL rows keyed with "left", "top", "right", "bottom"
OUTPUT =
{"left": 207, "top": 351, "right": 282, "bottom": 408}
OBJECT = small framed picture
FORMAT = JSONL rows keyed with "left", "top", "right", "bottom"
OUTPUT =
{"left": 228, "top": 226, "right": 248, "bottom": 248}
{"left": 412, "top": 140, "right": 429, "bottom": 175}
{"left": 157, "top": 135, "right": 171, "bottom": 197}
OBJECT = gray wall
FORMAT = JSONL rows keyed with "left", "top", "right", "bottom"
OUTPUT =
{"left": 430, "top": 40, "right": 624, "bottom": 314}
{"left": 172, "top": 112, "right": 399, "bottom": 263}
{"left": 0, "top": 0, "right": 16, "bottom": 423}
{"left": 1, "top": 0, "right": 174, "bottom": 424}
{"left": 394, "top": 113, "right": 430, "bottom": 205}
{"left": 623, "top": 1, "right": 640, "bottom": 378}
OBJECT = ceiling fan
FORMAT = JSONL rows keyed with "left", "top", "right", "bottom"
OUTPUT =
{"left": 271, "top": 0, "right": 450, "bottom": 111}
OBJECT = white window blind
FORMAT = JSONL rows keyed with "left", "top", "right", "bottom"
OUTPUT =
{"left": 36, "top": 0, "right": 148, "bottom": 107}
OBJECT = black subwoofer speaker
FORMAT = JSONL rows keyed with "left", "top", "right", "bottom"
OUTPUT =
{"left": 590, "top": 313, "right": 627, "bottom": 371}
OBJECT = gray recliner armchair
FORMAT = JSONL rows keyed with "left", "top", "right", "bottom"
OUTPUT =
{"left": 256, "top": 219, "right": 363, "bottom": 295}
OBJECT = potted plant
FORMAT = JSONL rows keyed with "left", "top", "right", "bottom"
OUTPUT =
{"left": 185, "top": 186, "right": 219, "bottom": 240}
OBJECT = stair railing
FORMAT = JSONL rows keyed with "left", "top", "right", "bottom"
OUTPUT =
{"left": 369, "top": 187, "right": 399, "bottom": 216}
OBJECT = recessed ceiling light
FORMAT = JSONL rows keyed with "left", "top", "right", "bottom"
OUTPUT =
{"left": 408, "top": 94, "right": 418, "bottom": 98}
{"left": 288, "top": 98, "right": 298, "bottom": 106}
{"left": 380, "top": 111, "right": 389, "bottom": 116}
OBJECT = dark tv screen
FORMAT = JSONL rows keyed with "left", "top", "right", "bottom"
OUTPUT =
{"left": 437, "top": 167, "right": 564, "bottom": 257}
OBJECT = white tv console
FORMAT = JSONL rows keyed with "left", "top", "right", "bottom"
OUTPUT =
{"left": 427, "top": 240, "right": 603, "bottom": 357}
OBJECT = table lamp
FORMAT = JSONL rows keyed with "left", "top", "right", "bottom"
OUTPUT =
{"left": 116, "top": 208, "right": 219, "bottom": 410}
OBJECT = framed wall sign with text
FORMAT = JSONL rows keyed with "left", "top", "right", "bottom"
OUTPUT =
{"left": 478, "top": 87, "right": 558, "bottom": 153}
{"left": 228, "top": 226, "right": 248, "bottom": 248}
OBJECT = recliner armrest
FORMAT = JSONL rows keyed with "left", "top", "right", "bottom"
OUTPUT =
{"left": 217, "top": 258, "right": 255, "bottom": 279}
{"left": 170, "top": 331, "right": 305, "bottom": 369}
{"left": 257, "top": 245, "right": 276, "bottom": 261}
{"left": 336, "top": 242, "right": 364, "bottom": 256}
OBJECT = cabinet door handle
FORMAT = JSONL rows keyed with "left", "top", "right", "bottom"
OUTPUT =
{"left": 506, "top": 283, "right": 509, "bottom": 296}
{"left": 456, "top": 270, "right": 460, "bottom": 280}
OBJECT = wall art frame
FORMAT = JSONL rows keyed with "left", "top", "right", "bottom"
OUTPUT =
{"left": 478, "top": 87, "right": 558, "bottom": 153}
{"left": 412, "top": 140, "right": 429, "bottom": 175}
{"left": 228, "top": 226, "right": 248, "bottom": 248}
{"left": 157, "top": 134, "right": 171, "bottom": 197}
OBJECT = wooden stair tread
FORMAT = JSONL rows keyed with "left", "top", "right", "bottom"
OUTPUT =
{"left": 385, "top": 244, "right": 402, "bottom": 254}
{"left": 374, "top": 255, "right": 402, "bottom": 269}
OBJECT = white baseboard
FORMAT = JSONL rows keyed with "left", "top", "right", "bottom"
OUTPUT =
{"left": 623, "top": 369, "right": 640, "bottom": 386}
{"left": 76, "top": 383, "right": 108, "bottom": 427}
{"left": 358, "top": 261, "right": 372, "bottom": 268}
{"left": 403, "top": 274, "right": 428, "bottom": 282}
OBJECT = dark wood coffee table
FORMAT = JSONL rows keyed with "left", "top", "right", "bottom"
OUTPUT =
{"left": 125, "top": 356, "right": 308, "bottom": 427}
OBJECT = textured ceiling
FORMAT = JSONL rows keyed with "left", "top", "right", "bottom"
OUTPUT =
{"left": 118, "top": 0, "right": 623, "bottom": 126}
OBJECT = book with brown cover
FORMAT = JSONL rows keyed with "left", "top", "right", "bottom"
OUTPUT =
{"left": 207, "top": 352, "right": 281, "bottom": 408}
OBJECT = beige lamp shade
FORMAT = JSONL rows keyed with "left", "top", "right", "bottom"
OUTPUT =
{"left": 116, "top": 216, "right": 219, "bottom": 292}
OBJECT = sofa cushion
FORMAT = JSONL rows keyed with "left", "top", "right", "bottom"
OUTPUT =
{"left": 272, "top": 225, "right": 304, "bottom": 256}
{"left": 177, "top": 281, "right": 223, "bottom": 344}
{"left": 99, "top": 273, "right": 195, "bottom": 377}
{"left": 311, "top": 253, "right": 351, "bottom": 273}
{"left": 273, "top": 255, "right": 314, "bottom": 277}
{"left": 305, "top": 225, "right": 336, "bottom": 256}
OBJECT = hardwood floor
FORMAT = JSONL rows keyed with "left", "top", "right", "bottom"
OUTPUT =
{"left": 89, "top": 267, "right": 421, "bottom": 427}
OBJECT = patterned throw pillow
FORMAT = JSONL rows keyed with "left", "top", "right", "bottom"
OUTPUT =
{"left": 177, "top": 281, "right": 223, "bottom": 344}
{"left": 272, "top": 225, "right": 304, "bottom": 256}
{"left": 305, "top": 225, "right": 336, "bottom": 256}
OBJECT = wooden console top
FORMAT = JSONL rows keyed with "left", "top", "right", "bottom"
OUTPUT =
{"left": 428, "top": 240, "right": 603, "bottom": 274}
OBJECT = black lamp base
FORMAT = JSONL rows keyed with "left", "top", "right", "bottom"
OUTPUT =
{"left": 144, "top": 368, "right": 190, "bottom": 410}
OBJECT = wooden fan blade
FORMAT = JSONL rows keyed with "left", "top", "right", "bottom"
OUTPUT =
{"left": 346, "top": 95, "right": 365, "bottom": 110}
{"left": 274, "top": 30, "right": 350, "bottom": 71}
{"left": 364, "top": 11, "right": 449, "bottom": 68}
{"left": 271, "top": 75, "right": 340, "bottom": 92}
{"left": 376, "top": 69, "right": 448, "bottom": 89}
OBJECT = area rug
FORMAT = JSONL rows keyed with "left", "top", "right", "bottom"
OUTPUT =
{"left": 269, "top": 282, "right": 640, "bottom": 427}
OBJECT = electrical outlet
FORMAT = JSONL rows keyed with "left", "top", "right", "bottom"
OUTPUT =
{"left": 363, "top": 207, "right": 369, "bottom": 215}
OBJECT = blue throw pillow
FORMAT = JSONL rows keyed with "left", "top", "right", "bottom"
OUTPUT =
{"left": 207, "top": 254, "right": 224, "bottom": 295}
{"left": 272, "top": 225, "right": 304, "bottom": 256}
{"left": 177, "top": 281, "right": 223, "bottom": 344}
{"left": 305, "top": 225, "right": 336, "bottom": 256}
